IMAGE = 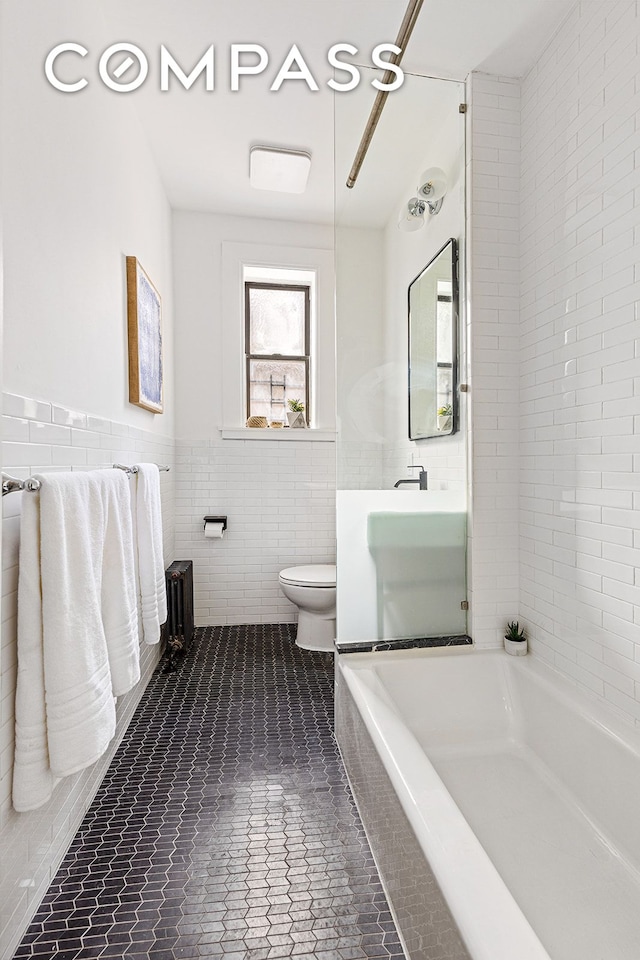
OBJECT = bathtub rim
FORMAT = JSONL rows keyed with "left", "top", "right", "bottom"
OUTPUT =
{"left": 341, "top": 644, "right": 640, "bottom": 761}
{"left": 337, "top": 648, "right": 552, "bottom": 960}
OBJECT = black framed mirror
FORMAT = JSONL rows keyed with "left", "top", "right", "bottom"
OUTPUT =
{"left": 408, "top": 237, "right": 459, "bottom": 440}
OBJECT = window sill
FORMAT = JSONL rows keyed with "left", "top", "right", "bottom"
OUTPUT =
{"left": 220, "top": 428, "right": 336, "bottom": 442}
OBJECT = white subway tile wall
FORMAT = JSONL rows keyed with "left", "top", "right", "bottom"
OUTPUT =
{"left": 0, "top": 392, "right": 176, "bottom": 960}
{"left": 383, "top": 439, "right": 468, "bottom": 493}
{"left": 337, "top": 440, "right": 384, "bottom": 490}
{"left": 520, "top": 2, "right": 640, "bottom": 722}
{"left": 467, "top": 72, "right": 522, "bottom": 647}
{"left": 175, "top": 438, "right": 336, "bottom": 625}
{"left": 337, "top": 440, "right": 467, "bottom": 493}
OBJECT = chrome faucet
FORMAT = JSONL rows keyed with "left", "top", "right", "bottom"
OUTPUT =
{"left": 393, "top": 465, "right": 428, "bottom": 490}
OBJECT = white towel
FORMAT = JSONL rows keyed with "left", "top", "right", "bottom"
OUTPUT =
{"left": 133, "top": 464, "right": 167, "bottom": 644}
{"left": 12, "top": 470, "right": 141, "bottom": 812}
{"left": 37, "top": 472, "right": 117, "bottom": 778}
{"left": 13, "top": 488, "right": 57, "bottom": 811}
{"left": 98, "top": 471, "right": 141, "bottom": 695}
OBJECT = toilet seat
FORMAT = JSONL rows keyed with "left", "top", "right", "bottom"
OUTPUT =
{"left": 279, "top": 564, "right": 336, "bottom": 588}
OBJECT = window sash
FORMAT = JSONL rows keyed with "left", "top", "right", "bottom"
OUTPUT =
{"left": 245, "top": 356, "right": 310, "bottom": 423}
{"left": 244, "top": 282, "right": 311, "bottom": 423}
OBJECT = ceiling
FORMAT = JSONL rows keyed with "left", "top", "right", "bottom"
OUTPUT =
{"left": 95, "top": 0, "right": 574, "bottom": 224}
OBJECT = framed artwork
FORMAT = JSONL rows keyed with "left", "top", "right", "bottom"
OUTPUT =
{"left": 126, "top": 256, "right": 163, "bottom": 413}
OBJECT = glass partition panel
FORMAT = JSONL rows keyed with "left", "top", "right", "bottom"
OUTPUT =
{"left": 335, "top": 70, "right": 469, "bottom": 645}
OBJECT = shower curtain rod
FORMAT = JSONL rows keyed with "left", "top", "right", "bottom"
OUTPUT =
{"left": 346, "top": 0, "right": 425, "bottom": 189}
{"left": 2, "top": 463, "right": 171, "bottom": 496}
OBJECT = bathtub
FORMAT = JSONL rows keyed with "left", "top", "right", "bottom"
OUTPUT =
{"left": 336, "top": 648, "right": 640, "bottom": 960}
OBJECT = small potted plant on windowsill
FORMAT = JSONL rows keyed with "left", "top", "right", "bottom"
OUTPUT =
{"left": 286, "top": 398, "right": 306, "bottom": 428}
{"left": 504, "top": 620, "right": 527, "bottom": 656}
{"left": 437, "top": 403, "right": 453, "bottom": 432}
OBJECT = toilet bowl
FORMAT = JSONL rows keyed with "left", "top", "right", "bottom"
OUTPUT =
{"left": 278, "top": 564, "right": 336, "bottom": 652}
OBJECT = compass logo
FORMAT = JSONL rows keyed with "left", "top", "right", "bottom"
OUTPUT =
{"left": 44, "top": 43, "right": 405, "bottom": 94}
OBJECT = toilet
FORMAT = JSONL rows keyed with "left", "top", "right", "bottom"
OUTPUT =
{"left": 278, "top": 564, "right": 336, "bottom": 652}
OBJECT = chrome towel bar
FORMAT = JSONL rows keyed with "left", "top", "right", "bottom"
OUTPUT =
{"left": 2, "top": 464, "right": 170, "bottom": 495}
{"left": 2, "top": 473, "right": 42, "bottom": 496}
{"left": 112, "top": 463, "right": 171, "bottom": 475}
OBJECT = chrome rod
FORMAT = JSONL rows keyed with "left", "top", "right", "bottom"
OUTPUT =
{"left": 2, "top": 473, "right": 42, "bottom": 496}
{"left": 346, "top": 0, "right": 425, "bottom": 189}
{"left": 113, "top": 463, "right": 170, "bottom": 474}
{"left": 2, "top": 464, "right": 170, "bottom": 495}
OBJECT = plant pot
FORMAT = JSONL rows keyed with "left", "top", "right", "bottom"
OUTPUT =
{"left": 437, "top": 414, "right": 453, "bottom": 432}
{"left": 286, "top": 411, "right": 306, "bottom": 428}
{"left": 504, "top": 637, "right": 527, "bottom": 656}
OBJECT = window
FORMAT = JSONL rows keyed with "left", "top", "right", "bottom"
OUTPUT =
{"left": 436, "top": 278, "right": 453, "bottom": 415}
{"left": 222, "top": 241, "right": 334, "bottom": 434}
{"left": 244, "top": 281, "right": 310, "bottom": 425}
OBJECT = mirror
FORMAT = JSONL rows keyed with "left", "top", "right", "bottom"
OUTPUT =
{"left": 408, "top": 237, "right": 458, "bottom": 440}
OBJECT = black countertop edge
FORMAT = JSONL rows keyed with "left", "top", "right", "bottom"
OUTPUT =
{"left": 335, "top": 635, "right": 473, "bottom": 655}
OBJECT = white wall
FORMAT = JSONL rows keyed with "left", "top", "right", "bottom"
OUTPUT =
{"left": 2, "top": 0, "right": 174, "bottom": 437}
{"left": 0, "top": 2, "right": 175, "bottom": 953}
{"left": 335, "top": 225, "right": 385, "bottom": 489}
{"left": 519, "top": 1, "right": 640, "bottom": 721}
{"left": 172, "top": 212, "right": 336, "bottom": 625}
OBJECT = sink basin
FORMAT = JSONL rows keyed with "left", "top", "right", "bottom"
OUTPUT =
{"left": 367, "top": 511, "right": 467, "bottom": 550}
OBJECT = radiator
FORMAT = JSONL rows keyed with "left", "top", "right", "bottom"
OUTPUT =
{"left": 163, "top": 560, "right": 194, "bottom": 670}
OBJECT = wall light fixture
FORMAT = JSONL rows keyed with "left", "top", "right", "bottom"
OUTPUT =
{"left": 398, "top": 166, "right": 447, "bottom": 231}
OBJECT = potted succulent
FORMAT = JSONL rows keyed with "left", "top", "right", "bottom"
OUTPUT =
{"left": 437, "top": 403, "right": 453, "bottom": 432}
{"left": 286, "top": 398, "right": 306, "bottom": 428}
{"left": 504, "top": 620, "right": 527, "bottom": 656}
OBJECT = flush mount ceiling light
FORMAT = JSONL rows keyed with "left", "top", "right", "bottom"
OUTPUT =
{"left": 249, "top": 146, "right": 311, "bottom": 194}
{"left": 398, "top": 166, "right": 447, "bottom": 231}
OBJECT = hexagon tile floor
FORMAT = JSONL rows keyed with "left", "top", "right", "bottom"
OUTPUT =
{"left": 13, "top": 625, "right": 407, "bottom": 960}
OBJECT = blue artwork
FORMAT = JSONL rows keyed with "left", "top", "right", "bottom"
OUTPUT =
{"left": 127, "top": 257, "right": 163, "bottom": 413}
{"left": 137, "top": 270, "right": 162, "bottom": 408}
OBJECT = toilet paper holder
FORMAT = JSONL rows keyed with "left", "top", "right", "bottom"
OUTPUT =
{"left": 204, "top": 516, "right": 228, "bottom": 532}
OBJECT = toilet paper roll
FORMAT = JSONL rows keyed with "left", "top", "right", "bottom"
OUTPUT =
{"left": 204, "top": 521, "right": 225, "bottom": 539}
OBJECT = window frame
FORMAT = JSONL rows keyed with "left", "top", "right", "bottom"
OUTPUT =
{"left": 436, "top": 288, "right": 454, "bottom": 410}
{"left": 244, "top": 280, "right": 311, "bottom": 425}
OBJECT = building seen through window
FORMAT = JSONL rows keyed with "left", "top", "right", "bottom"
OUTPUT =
{"left": 245, "top": 281, "right": 311, "bottom": 425}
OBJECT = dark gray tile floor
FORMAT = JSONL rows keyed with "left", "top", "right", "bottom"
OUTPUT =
{"left": 13, "top": 625, "right": 406, "bottom": 960}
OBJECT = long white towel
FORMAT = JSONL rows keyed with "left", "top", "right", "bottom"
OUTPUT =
{"left": 98, "top": 471, "right": 141, "bottom": 695}
{"left": 37, "top": 472, "right": 117, "bottom": 779}
{"left": 13, "top": 470, "right": 140, "bottom": 812}
{"left": 133, "top": 463, "right": 167, "bottom": 644}
{"left": 13, "top": 488, "right": 57, "bottom": 811}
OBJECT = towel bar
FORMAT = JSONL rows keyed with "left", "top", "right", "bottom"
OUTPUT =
{"left": 2, "top": 464, "right": 171, "bottom": 495}
{"left": 2, "top": 473, "right": 42, "bottom": 496}
{"left": 113, "top": 463, "right": 171, "bottom": 474}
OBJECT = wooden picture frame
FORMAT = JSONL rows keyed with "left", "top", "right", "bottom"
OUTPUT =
{"left": 126, "top": 256, "right": 163, "bottom": 413}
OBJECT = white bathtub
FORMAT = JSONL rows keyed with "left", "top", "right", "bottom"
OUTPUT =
{"left": 336, "top": 648, "right": 640, "bottom": 960}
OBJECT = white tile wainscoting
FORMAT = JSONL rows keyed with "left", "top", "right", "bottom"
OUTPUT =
{"left": 0, "top": 392, "right": 176, "bottom": 960}
{"left": 175, "top": 436, "right": 336, "bottom": 626}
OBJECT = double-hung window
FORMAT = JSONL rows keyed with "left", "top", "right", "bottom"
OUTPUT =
{"left": 244, "top": 281, "right": 310, "bottom": 425}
